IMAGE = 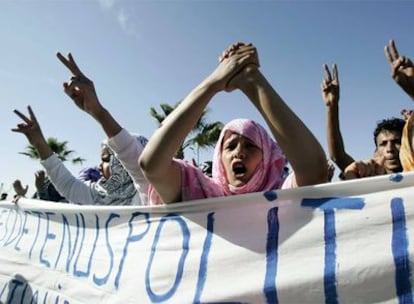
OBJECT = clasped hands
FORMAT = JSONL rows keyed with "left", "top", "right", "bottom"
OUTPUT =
{"left": 218, "top": 42, "right": 260, "bottom": 92}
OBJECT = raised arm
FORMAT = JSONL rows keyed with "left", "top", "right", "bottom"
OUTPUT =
{"left": 139, "top": 45, "right": 257, "bottom": 203}
{"left": 56, "top": 53, "right": 149, "bottom": 201}
{"left": 56, "top": 52, "right": 122, "bottom": 137}
{"left": 13, "top": 180, "right": 28, "bottom": 198}
{"left": 12, "top": 106, "right": 95, "bottom": 204}
{"left": 384, "top": 39, "right": 414, "bottom": 100}
{"left": 226, "top": 44, "right": 327, "bottom": 187}
{"left": 321, "top": 64, "right": 354, "bottom": 172}
{"left": 12, "top": 106, "right": 53, "bottom": 160}
{"left": 385, "top": 40, "right": 414, "bottom": 172}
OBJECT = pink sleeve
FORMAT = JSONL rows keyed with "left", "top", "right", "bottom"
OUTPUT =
{"left": 147, "top": 160, "right": 215, "bottom": 205}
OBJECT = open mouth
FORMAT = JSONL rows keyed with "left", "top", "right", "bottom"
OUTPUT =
{"left": 232, "top": 163, "right": 247, "bottom": 176}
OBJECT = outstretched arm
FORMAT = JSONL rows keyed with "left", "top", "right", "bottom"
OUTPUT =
{"left": 226, "top": 44, "right": 327, "bottom": 187}
{"left": 57, "top": 53, "right": 149, "bottom": 200}
{"left": 140, "top": 44, "right": 257, "bottom": 203}
{"left": 12, "top": 106, "right": 95, "bottom": 204}
{"left": 321, "top": 64, "right": 354, "bottom": 171}
{"left": 12, "top": 106, "right": 53, "bottom": 160}
{"left": 385, "top": 40, "right": 414, "bottom": 172}
{"left": 384, "top": 39, "right": 414, "bottom": 100}
{"left": 56, "top": 52, "right": 122, "bottom": 137}
{"left": 343, "top": 157, "right": 386, "bottom": 180}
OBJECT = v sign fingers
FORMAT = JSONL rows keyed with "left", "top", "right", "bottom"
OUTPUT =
{"left": 323, "top": 64, "right": 332, "bottom": 83}
{"left": 333, "top": 64, "right": 339, "bottom": 83}
{"left": 13, "top": 109, "right": 32, "bottom": 125}
{"left": 389, "top": 39, "right": 400, "bottom": 61}
{"left": 384, "top": 39, "right": 414, "bottom": 99}
{"left": 12, "top": 106, "right": 46, "bottom": 146}
{"left": 12, "top": 106, "right": 53, "bottom": 159}
{"left": 321, "top": 64, "right": 340, "bottom": 106}
{"left": 56, "top": 52, "right": 86, "bottom": 78}
{"left": 57, "top": 52, "right": 103, "bottom": 116}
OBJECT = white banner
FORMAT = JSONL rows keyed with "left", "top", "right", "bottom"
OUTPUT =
{"left": 1, "top": 172, "right": 414, "bottom": 304}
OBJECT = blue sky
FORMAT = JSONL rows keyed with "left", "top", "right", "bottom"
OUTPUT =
{"left": 1, "top": 0, "right": 413, "bottom": 196}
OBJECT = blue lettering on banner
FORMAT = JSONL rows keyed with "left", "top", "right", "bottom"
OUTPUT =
{"left": 54, "top": 214, "right": 81, "bottom": 272}
{"left": 0, "top": 209, "right": 12, "bottom": 243}
{"left": 32, "top": 290, "right": 39, "bottom": 302}
{"left": 263, "top": 191, "right": 278, "bottom": 202}
{"left": 301, "top": 197, "right": 365, "bottom": 304}
{"left": 146, "top": 213, "right": 190, "bottom": 302}
{"left": 40, "top": 212, "right": 56, "bottom": 268}
{"left": 390, "top": 198, "right": 413, "bottom": 304}
{"left": 21, "top": 282, "right": 29, "bottom": 302}
{"left": 193, "top": 212, "right": 215, "bottom": 304}
{"left": 264, "top": 207, "right": 279, "bottom": 304}
{"left": 4, "top": 209, "right": 21, "bottom": 247}
{"left": 93, "top": 213, "right": 118, "bottom": 285}
{"left": 0, "top": 277, "right": 73, "bottom": 304}
{"left": 73, "top": 213, "right": 87, "bottom": 277}
{"left": 6, "top": 279, "right": 27, "bottom": 303}
{"left": 390, "top": 174, "right": 404, "bottom": 183}
{"left": 113, "top": 212, "right": 150, "bottom": 289}
{"left": 74, "top": 214, "right": 100, "bottom": 279}
{"left": 323, "top": 209, "right": 337, "bottom": 304}
{"left": 15, "top": 211, "right": 30, "bottom": 252}
{"left": 29, "top": 211, "right": 43, "bottom": 259}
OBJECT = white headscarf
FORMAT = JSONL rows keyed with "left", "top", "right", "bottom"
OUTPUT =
{"left": 91, "top": 142, "right": 138, "bottom": 205}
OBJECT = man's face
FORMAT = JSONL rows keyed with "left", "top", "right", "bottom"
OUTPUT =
{"left": 375, "top": 130, "right": 402, "bottom": 173}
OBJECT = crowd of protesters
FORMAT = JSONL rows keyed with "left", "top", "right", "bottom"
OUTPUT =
{"left": 1, "top": 39, "right": 413, "bottom": 206}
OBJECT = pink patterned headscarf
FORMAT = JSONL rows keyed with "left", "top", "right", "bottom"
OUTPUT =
{"left": 212, "top": 118, "right": 286, "bottom": 195}
{"left": 148, "top": 118, "right": 287, "bottom": 204}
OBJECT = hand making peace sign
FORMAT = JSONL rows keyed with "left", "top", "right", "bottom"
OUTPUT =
{"left": 384, "top": 39, "right": 414, "bottom": 99}
{"left": 321, "top": 64, "right": 340, "bottom": 107}
{"left": 56, "top": 52, "right": 104, "bottom": 117}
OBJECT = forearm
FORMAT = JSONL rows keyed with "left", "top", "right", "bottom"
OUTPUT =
{"left": 240, "top": 70, "right": 327, "bottom": 186}
{"left": 41, "top": 154, "right": 95, "bottom": 204}
{"left": 90, "top": 107, "right": 122, "bottom": 139}
{"left": 31, "top": 136, "right": 53, "bottom": 161}
{"left": 36, "top": 182, "right": 49, "bottom": 198}
{"left": 140, "top": 80, "right": 217, "bottom": 176}
{"left": 326, "top": 105, "right": 354, "bottom": 171}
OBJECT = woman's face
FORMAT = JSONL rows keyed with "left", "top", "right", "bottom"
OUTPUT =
{"left": 221, "top": 131, "right": 263, "bottom": 187}
{"left": 99, "top": 146, "right": 112, "bottom": 179}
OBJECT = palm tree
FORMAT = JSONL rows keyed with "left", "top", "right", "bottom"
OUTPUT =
{"left": 185, "top": 121, "right": 224, "bottom": 164}
{"left": 150, "top": 102, "right": 186, "bottom": 158}
{"left": 20, "top": 137, "right": 85, "bottom": 165}
{"left": 150, "top": 102, "right": 223, "bottom": 162}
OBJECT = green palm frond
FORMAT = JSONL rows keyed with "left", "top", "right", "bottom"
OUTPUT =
{"left": 150, "top": 101, "right": 223, "bottom": 162}
{"left": 20, "top": 137, "right": 86, "bottom": 165}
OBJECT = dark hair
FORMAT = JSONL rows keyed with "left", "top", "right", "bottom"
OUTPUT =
{"left": 373, "top": 118, "right": 405, "bottom": 146}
